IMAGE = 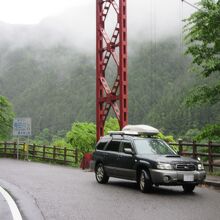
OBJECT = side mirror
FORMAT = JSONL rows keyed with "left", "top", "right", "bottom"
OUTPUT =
{"left": 124, "top": 148, "right": 133, "bottom": 155}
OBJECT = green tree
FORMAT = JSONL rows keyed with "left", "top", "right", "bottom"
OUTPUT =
{"left": 184, "top": 0, "right": 220, "bottom": 105}
{"left": 66, "top": 122, "right": 96, "bottom": 154}
{"left": 66, "top": 118, "right": 120, "bottom": 154}
{"left": 34, "top": 128, "right": 54, "bottom": 145}
{"left": 52, "top": 139, "right": 71, "bottom": 148}
{"left": 104, "top": 117, "right": 120, "bottom": 135}
{"left": 196, "top": 124, "right": 220, "bottom": 142}
{"left": 0, "top": 96, "right": 14, "bottom": 140}
{"left": 195, "top": 124, "right": 220, "bottom": 154}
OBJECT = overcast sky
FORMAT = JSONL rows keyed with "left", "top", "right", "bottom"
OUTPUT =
{"left": 0, "top": 0, "right": 91, "bottom": 24}
{"left": 0, "top": 0, "right": 199, "bottom": 50}
{"left": 0, "top": 0, "right": 198, "bottom": 25}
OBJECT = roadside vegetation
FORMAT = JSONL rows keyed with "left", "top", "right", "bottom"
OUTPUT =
{"left": 0, "top": 96, "right": 14, "bottom": 141}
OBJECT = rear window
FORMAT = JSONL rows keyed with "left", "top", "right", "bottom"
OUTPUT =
{"left": 105, "top": 141, "right": 120, "bottom": 152}
{"left": 96, "top": 141, "right": 107, "bottom": 150}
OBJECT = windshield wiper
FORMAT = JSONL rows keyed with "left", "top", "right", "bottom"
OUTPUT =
{"left": 165, "top": 154, "right": 180, "bottom": 158}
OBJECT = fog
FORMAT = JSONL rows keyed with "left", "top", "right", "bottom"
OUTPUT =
{"left": 0, "top": 0, "right": 198, "bottom": 51}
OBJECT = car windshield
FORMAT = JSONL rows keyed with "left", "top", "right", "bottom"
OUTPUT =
{"left": 134, "top": 139, "right": 176, "bottom": 155}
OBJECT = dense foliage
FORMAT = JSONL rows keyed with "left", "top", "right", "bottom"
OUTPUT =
{"left": 128, "top": 39, "right": 220, "bottom": 137}
{"left": 183, "top": 0, "right": 220, "bottom": 143}
{"left": 66, "top": 122, "right": 96, "bottom": 154}
{"left": 184, "top": 0, "right": 220, "bottom": 106}
{"left": 65, "top": 118, "right": 119, "bottom": 154}
{"left": 0, "top": 96, "right": 14, "bottom": 140}
{"left": 196, "top": 124, "right": 220, "bottom": 142}
{"left": 64, "top": 118, "right": 175, "bottom": 154}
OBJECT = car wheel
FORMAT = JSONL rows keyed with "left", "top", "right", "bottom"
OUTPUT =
{"left": 95, "top": 163, "right": 109, "bottom": 184}
{"left": 182, "top": 184, "right": 196, "bottom": 193}
{"left": 139, "top": 169, "right": 152, "bottom": 193}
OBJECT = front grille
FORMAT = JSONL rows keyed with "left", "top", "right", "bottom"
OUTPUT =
{"left": 175, "top": 164, "right": 196, "bottom": 171}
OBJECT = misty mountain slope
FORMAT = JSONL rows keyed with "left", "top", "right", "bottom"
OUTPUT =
{"left": 128, "top": 38, "right": 220, "bottom": 135}
{"left": 0, "top": 33, "right": 219, "bottom": 136}
{"left": 0, "top": 44, "right": 96, "bottom": 134}
{"left": 128, "top": 39, "right": 188, "bottom": 120}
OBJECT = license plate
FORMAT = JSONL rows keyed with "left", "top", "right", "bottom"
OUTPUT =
{"left": 184, "top": 175, "right": 194, "bottom": 182}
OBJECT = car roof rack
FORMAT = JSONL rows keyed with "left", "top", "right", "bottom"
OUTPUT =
{"left": 108, "top": 130, "right": 139, "bottom": 136}
{"left": 108, "top": 125, "right": 160, "bottom": 137}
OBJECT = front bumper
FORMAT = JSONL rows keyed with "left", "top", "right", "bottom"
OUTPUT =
{"left": 149, "top": 169, "right": 206, "bottom": 185}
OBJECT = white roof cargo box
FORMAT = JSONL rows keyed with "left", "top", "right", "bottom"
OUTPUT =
{"left": 122, "top": 125, "right": 159, "bottom": 136}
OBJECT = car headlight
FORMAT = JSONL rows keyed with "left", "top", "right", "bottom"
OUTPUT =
{"left": 157, "top": 163, "right": 173, "bottom": 170}
{"left": 198, "top": 163, "right": 204, "bottom": 171}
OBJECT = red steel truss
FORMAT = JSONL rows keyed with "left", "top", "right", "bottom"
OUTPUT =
{"left": 96, "top": 0, "right": 128, "bottom": 141}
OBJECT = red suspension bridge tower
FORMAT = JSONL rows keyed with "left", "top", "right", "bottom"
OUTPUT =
{"left": 96, "top": 0, "right": 128, "bottom": 141}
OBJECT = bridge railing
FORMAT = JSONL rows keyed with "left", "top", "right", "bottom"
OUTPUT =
{"left": 0, "top": 142, "right": 80, "bottom": 165}
{"left": 169, "top": 140, "right": 220, "bottom": 173}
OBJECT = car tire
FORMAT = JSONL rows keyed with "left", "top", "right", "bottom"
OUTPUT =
{"left": 182, "top": 184, "right": 196, "bottom": 193}
{"left": 139, "top": 169, "right": 152, "bottom": 193}
{"left": 95, "top": 163, "right": 109, "bottom": 184}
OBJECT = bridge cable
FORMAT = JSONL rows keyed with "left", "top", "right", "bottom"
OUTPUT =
{"left": 150, "top": 0, "right": 153, "bottom": 107}
{"left": 181, "top": 0, "right": 201, "bottom": 11}
{"left": 179, "top": 0, "right": 184, "bottom": 55}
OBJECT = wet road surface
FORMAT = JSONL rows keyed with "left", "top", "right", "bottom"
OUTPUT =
{"left": 0, "top": 192, "right": 12, "bottom": 220}
{"left": 0, "top": 158, "right": 219, "bottom": 220}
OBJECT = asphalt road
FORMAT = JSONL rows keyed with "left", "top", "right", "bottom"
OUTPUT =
{"left": 0, "top": 192, "right": 13, "bottom": 220}
{"left": 0, "top": 158, "right": 219, "bottom": 220}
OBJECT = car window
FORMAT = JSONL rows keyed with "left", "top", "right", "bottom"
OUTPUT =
{"left": 134, "top": 139, "right": 176, "bottom": 155}
{"left": 121, "top": 142, "right": 133, "bottom": 153}
{"left": 96, "top": 141, "right": 107, "bottom": 150}
{"left": 105, "top": 140, "right": 120, "bottom": 152}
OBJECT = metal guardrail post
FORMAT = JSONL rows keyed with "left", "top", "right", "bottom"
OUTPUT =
{"left": 16, "top": 138, "right": 20, "bottom": 160}
{"left": 64, "top": 147, "right": 67, "bottom": 164}
{"left": 208, "top": 141, "right": 213, "bottom": 172}
{"left": 75, "top": 147, "right": 78, "bottom": 164}
{"left": 4, "top": 142, "right": 7, "bottom": 157}
{"left": 53, "top": 146, "right": 56, "bottom": 161}
{"left": 13, "top": 142, "right": 16, "bottom": 158}
{"left": 178, "top": 139, "right": 183, "bottom": 155}
{"left": 33, "top": 144, "right": 36, "bottom": 158}
{"left": 43, "top": 145, "right": 46, "bottom": 160}
{"left": 192, "top": 140, "right": 197, "bottom": 159}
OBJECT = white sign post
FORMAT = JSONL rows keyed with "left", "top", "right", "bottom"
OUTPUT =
{"left": 13, "top": 118, "right": 32, "bottom": 160}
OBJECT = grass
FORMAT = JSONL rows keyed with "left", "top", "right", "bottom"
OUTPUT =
{"left": 208, "top": 171, "right": 220, "bottom": 177}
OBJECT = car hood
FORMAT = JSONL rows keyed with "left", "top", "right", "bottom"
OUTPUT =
{"left": 137, "top": 154, "right": 198, "bottom": 164}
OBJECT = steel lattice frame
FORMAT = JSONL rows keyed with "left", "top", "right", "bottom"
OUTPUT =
{"left": 96, "top": 0, "right": 128, "bottom": 141}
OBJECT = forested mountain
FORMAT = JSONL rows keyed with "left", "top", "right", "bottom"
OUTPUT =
{"left": 129, "top": 40, "right": 220, "bottom": 136}
{"left": 0, "top": 23, "right": 219, "bottom": 138}
{"left": 0, "top": 44, "right": 96, "bottom": 134}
